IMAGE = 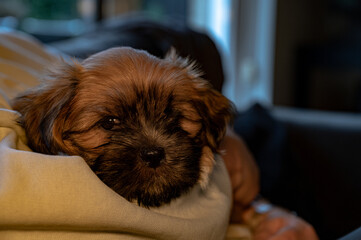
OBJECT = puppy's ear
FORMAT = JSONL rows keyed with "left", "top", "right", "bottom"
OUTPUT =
{"left": 193, "top": 79, "right": 236, "bottom": 187}
{"left": 165, "top": 50, "right": 234, "bottom": 143}
{"left": 166, "top": 50, "right": 235, "bottom": 151}
{"left": 167, "top": 52, "right": 235, "bottom": 187}
{"left": 12, "top": 60, "right": 82, "bottom": 154}
{"left": 170, "top": 57, "right": 234, "bottom": 189}
{"left": 194, "top": 82, "right": 235, "bottom": 151}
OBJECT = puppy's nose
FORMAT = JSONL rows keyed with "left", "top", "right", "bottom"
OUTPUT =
{"left": 140, "top": 147, "right": 165, "bottom": 168}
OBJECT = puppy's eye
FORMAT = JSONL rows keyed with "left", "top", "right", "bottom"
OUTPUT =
{"left": 100, "top": 117, "right": 121, "bottom": 130}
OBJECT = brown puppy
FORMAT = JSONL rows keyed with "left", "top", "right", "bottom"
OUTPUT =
{"left": 12, "top": 47, "right": 234, "bottom": 207}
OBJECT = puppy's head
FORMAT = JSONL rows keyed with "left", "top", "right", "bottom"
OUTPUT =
{"left": 12, "top": 47, "right": 235, "bottom": 207}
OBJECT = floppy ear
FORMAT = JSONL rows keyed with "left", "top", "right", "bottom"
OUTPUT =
{"left": 193, "top": 82, "right": 235, "bottom": 151}
{"left": 165, "top": 48, "right": 235, "bottom": 146}
{"left": 194, "top": 79, "right": 236, "bottom": 185}
{"left": 167, "top": 55, "right": 234, "bottom": 189}
{"left": 184, "top": 79, "right": 235, "bottom": 188}
{"left": 166, "top": 51, "right": 235, "bottom": 187}
{"left": 11, "top": 60, "right": 82, "bottom": 154}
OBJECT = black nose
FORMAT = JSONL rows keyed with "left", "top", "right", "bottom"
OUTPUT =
{"left": 140, "top": 147, "right": 165, "bottom": 168}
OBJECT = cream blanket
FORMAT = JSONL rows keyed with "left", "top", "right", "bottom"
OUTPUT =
{"left": 0, "top": 29, "right": 251, "bottom": 240}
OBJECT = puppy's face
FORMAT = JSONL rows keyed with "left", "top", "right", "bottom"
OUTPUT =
{"left": 12, "top": 47, "right": 234, "bottom": 207}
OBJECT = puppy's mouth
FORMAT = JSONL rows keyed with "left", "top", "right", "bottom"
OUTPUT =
{"left": 90, "top": 141, "right": 202, "bottom": 208}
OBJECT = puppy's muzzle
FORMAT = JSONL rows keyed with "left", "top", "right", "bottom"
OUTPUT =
{"left": 140, "top": 146, "right": 165, "bottom": 168}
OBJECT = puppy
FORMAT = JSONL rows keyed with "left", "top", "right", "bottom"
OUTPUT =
{"left": 12, "top": 47, "right": 235, "bottom": 207}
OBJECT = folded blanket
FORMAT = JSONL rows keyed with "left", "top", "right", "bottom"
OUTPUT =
{"left": 0, "top": 29, "right": 251, "bottom": 240}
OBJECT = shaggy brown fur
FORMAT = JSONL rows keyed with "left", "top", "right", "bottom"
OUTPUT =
{"left": 12, "top": 47, "right": 235, "bottom": 207}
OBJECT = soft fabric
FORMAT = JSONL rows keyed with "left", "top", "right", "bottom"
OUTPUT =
{"left": 0, "top": 29, "right": 250, "bottom": 240}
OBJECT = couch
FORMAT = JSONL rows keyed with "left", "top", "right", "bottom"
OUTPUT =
{"left": 235, "top": 103, "right": 361, "bottom": 239}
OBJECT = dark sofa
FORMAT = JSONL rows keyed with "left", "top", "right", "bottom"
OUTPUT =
{"left": 235, "top": 104, "right": 361, "bottom": 239}
{"left": 49, "top": 17, "right": 361, "bottom": 239}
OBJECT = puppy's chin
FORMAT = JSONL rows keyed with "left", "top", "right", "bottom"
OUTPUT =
{"left": 12, "top": 47, "right": 235, "bottom": 208}
{"left": 92, "top": 144, "right": 202, "bottom": 207}
{"left": 86, "top": 126, "right": 203, "bottom": 207}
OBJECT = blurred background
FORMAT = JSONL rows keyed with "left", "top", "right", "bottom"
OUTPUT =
{"left": 1, "top": 0, "right": 361, "bottom": 112}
